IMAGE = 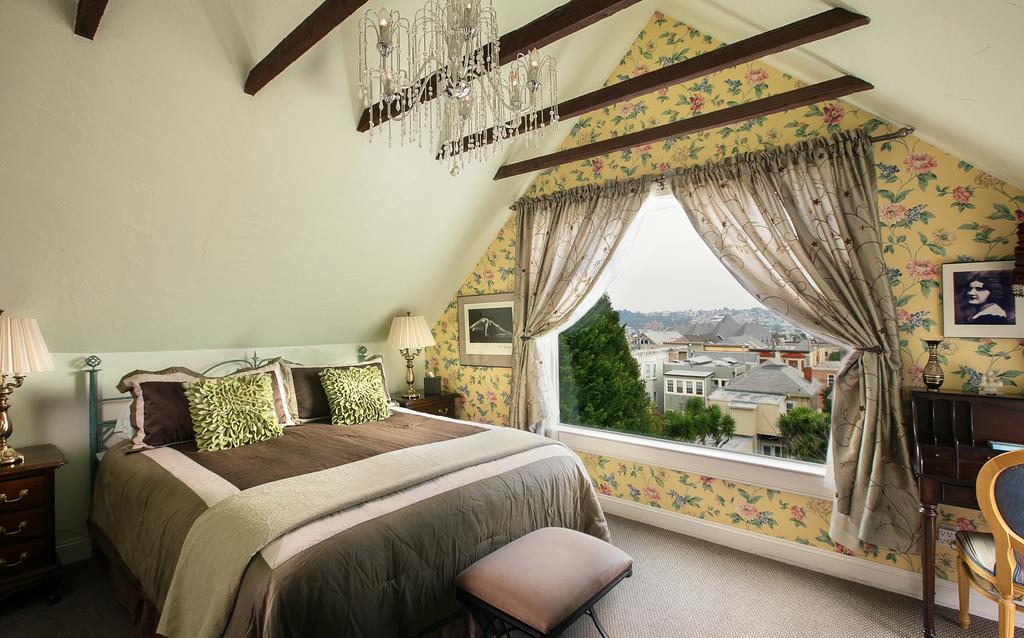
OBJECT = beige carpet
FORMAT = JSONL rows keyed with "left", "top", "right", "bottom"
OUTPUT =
{"left": 3, "top": 514, "right": 1019, "bottom": 637}
{"left": 560, "top": 516, "right": 1019, "bottom": 638}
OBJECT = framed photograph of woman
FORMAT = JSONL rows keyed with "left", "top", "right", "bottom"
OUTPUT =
{"left": 457, "top": 293, "right": 514, "bottom": 367}
{"left": 941, "top": 261, "right": 1024, "bottom": 338}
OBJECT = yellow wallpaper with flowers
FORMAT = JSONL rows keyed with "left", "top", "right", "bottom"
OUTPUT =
{"left": 425, "top": 216, "right": 516, "bottom": 424}
{"left": 427, "top": 11, "right": 1024, "bottom": 581}
{"left": 580, "top": 452, "right": 985, "bottom": 581}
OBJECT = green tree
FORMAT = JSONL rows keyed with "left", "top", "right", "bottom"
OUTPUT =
{"left": 662, "top": 397, "right": 736, "bottom": 447}
{"left": 559, "top": 294, "right": 654, "bottom": 433}
{"left": 777, "top": 407, "right": 831, "bottom": 463}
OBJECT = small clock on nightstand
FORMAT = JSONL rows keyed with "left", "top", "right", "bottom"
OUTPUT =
{"left": 395, "top": 392, "right": 459, "bottom": 418}
{"left": 0, "top": 444, "right": 66, "bottom": 604}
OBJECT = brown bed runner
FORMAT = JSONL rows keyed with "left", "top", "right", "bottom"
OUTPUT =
{"left": 168, "top": 410, "right": 484, "bottom": 490}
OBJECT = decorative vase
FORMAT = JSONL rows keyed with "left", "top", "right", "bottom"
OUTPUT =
{"left": 922, "top": 339, "right": 944, "bottom": 392}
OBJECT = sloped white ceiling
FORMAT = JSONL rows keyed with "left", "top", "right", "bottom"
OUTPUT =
{"left": 1, "top": 0, "right": 1020, "bottom": 352}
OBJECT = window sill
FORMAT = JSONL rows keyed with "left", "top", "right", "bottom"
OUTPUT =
{"left": 557, "top": 424, "right": 831, "bottom": 499}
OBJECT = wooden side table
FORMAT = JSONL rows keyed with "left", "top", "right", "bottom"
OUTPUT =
{"left": 0, "top": 444, "right": 66, "bottom": 604}
{"left": 395, "top": 392, "right": 459, "bottom": 418}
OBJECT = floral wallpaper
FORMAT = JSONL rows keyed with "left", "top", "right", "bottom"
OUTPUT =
{"left": 581, "top": 452, "right": 985, "bottom": 582}
{"left": 427, "top": 12, "right": 1024, "bottom": 580}
{"left": 425, "top": 216, "right": 516, "bottom": 424}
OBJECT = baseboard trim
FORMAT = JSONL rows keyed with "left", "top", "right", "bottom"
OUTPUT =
{"left": 56, "top": 536, "right": 92, "bottom": 565}
{"left": 599, "top": 495, "right": 1023, "bottom": 628}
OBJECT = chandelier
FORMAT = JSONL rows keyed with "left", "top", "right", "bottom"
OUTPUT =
{"left": 358, "top": 0, "right": 559, "bottom": 175}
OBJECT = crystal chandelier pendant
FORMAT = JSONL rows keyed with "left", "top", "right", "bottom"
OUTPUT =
{"left": 357, "top": 0, "right": 559, "bottom": 176}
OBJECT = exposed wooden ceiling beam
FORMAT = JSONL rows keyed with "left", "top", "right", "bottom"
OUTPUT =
{"left": 74, "top": 0, "right": 109, "bottom": 40}
{"left": 357, "top": 0, "right": 642, "bottom": 132}
{"left": 245, "top": 0, "right": 369, "bottom": 96}
{"left": 498, "top": 0, "right": 641, "bottom": 62}
{"left": 441, "top": 7, "right": 868, "bottom": 159}
{"left": 493, "top": 75, "right": 873, "bottom": 180}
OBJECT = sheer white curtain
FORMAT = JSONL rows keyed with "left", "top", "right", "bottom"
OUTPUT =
{"left": 534, "top": 187, "right": 659, "bottom": 438}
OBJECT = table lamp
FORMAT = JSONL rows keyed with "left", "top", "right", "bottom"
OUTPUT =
{"left": 0, "top": 310, "right": 55, "bottom": 465}
{"left": 387, "top": 312, "right": 436, "bottom": 400}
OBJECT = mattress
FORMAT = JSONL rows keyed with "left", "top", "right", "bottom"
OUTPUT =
{"left": 89, "top": 407, "right": 609, "bottom": 638}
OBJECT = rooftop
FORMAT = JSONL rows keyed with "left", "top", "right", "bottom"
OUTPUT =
{"left": 664, "top": 368, "right": 716, "bottom": 378}
{"left": 724, "top": 363, "right": 822, "bottom": 397}
{"left": 708, "top": 389, "right": 787, "bottom": 406}
{"left": 640, "top": 330, "right": 684, "bottom": 346}
{"left": 716, "top": 336, "right": 768, "bottom": 348}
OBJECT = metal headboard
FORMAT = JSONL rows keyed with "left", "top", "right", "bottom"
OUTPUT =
{"left": 86, "top": 345, "right": 372, "bottom": 486}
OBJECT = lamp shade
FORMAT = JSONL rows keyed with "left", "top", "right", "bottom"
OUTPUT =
{"left": 387, "top": 314, "right": 436, "bottom": 350}
{"left": 0, "top": 316, "right": 54, "bottom": 376}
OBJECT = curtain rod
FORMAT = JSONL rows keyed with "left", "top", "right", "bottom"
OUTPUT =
{"left": 520, "top": 126, "right": 920, "bottom": 207}
{"left": 869, "top": 126, "right": 915, "bottom": 143}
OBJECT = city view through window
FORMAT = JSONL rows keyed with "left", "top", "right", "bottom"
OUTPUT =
{"left": 558, "top": 196, "right": 844, "bottom": 464}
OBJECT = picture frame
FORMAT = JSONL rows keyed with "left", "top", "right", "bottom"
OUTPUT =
{"left": 457, "top": 293, "right": 515, "bottom": 367}
{"left": 941, "top": 260, "right": 1024, "bottom": 338}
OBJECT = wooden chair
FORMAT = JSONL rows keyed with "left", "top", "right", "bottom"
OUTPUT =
{"left": 955, "top": 448, "right": 1024, "bottom": 637}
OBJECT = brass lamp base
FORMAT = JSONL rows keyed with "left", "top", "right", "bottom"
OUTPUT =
{"left": 0, "top": 440, "right": 24, "bottom": 466}
{"left": 399, "top": 348, "right": 423, "bottom": 401}
{"left": 0, "top": 376, "right": 26, "bottom": 465}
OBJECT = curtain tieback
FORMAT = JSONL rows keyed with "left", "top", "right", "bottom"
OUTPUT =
{"left": 520, "top": 335, "right": 533, "bottom": 342}
{"left": 854, "top": 345, "right": 885, "bottom": 354}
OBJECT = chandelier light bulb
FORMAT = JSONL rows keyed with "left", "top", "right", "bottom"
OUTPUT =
{"left": 376, "top": 10, "right": 394, "bottom": 57}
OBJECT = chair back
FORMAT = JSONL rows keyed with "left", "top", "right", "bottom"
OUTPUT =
{"left": 976, "top": 448, "right": 1024, "bottom": 595}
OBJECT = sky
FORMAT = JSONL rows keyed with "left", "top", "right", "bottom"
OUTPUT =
{"left": 604, "top": 195, "right": 761, "bottom": 312}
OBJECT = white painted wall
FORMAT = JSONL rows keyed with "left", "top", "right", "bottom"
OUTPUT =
{"left": 0, "top": 0, "right": 649, "bottom": 353}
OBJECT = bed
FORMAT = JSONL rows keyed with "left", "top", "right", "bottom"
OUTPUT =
{"left": 84, "top": 353, "right": 609, "bottom": 638}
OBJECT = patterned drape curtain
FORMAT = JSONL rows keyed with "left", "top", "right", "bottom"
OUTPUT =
{"left": 668, "top": 129, "right": 919, "bottom": 553}
{"left": 510, "top": 178, "right": 652, "bottom": 436}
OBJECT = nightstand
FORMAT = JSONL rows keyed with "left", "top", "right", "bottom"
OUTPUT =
{"left": 0, "top": 444, "right": 66, "bottom": 604}
{"left": 395, "top": 392, "right": 459, "bottom": 418}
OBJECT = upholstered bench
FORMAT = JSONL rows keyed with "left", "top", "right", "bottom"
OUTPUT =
{"left": 455, "top": 527, "right": 633, "bottom": 637}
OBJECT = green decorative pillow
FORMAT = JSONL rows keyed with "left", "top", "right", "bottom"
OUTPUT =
{"left": 320, "top": 366, "right": 392, "bottom": 426}
{"left": 185, "top": 374, "right": 283, "bottom": 452}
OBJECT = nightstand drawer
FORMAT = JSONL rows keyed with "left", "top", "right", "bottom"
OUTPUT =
{"left": 418, "top": 401, "right": 453, "bottom": 417}
{"left": 0, "top": 508, "right": 46, "bottom": 546}
{"left": 0, "top": 475, "right": 46, "bottom": 515}
{"left": 397, "top": 392, "right": 459, "bottom": 417}
{"left": 0, "top": 538, "right": 48, "bottom": 577}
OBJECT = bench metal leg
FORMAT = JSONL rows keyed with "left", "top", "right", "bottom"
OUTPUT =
{"left": 586, "top": 607, "right": 609, "bottom": 638}
{"left": 468, "top": 605, "right": 527, "bottom": 638}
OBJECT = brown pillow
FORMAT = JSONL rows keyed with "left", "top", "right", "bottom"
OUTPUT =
{"left": 117, "top": 362, "right": 296, "bottom": 452}
{"left": 281, "top": 357, "right": 390, "bottom": 423}
{"left": 117, "top": 367, "right": 203, "bottom": 452}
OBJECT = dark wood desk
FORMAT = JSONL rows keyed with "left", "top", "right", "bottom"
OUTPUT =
{"left": 911, "top": 390, "right": 1024, "bottom": 637}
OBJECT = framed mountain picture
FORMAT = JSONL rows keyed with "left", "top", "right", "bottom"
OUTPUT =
{"left": 457, "top": 293, "right": 514, "bottom": 367}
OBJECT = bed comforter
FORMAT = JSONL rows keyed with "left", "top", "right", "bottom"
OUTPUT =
{"left": 89, "top": 408, "right": 609, "bottom": 638}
